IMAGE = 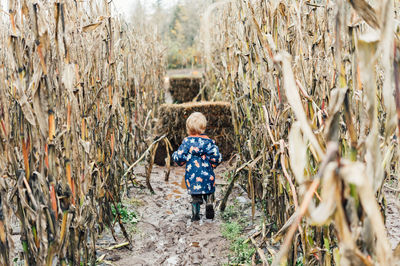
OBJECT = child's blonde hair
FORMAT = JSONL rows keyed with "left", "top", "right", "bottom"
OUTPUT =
{"left": 186, "top": 112, "right": 207, "bottom": 135}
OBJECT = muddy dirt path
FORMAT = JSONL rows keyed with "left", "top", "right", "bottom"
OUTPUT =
{"left": 384, "top": 188, "right": 400, "bottom": 250}
{"left": 101, "top": 165, "right": 400, "bottom": 266}
{"left": 9, "top": 163, "right": 400, "bottom": 264}
{"left": 101, "top": 164, "right": 231, "bottom": 266}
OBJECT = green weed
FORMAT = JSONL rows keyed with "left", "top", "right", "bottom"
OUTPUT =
{"left": 221, "top": 222, "right": 242, "bottom": 240}
{"left": 13, "top": 257, "right": 23, "bottom": 266}
{"left": 221, "top": 200, "right": 255, "bottom": 265}
{"left": 296, "top": 255, "right": 305, "bottom": 266}
{"left": 221, "top": 204, "right": 240, "bottom": 222}
{"left": 228, "top": 237, "right": 255, "bottom": 265}
{"left": 111, "top": 203, "right": 138, "bottom": 225}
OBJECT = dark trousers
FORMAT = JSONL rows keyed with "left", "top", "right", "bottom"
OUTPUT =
{"left": 191, "top": 193, "right": 214, "bottom": 204}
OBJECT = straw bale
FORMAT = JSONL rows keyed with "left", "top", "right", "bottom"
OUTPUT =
{"left": 168, "top": 76, "right": 202, "bottom": 103}
{"left": 155, "top": 101, "right": 235, "bottom": 165}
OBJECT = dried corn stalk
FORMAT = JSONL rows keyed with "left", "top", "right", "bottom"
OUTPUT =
{"left": 0, "top": 0, "right": 165, "bottom": 264}
{"left": 202, "top": 0, "right": 400, "bottom": 264}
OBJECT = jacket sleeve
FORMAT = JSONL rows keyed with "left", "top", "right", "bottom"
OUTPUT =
{"left": 206, "top": 141, "right": 222, "bottom": 168}
{"left": 172, "top": 139, "right": 189, "bottom": 166}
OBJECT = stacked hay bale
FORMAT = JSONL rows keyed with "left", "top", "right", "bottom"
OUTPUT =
{"left": 168, "top": 76, "right": 202, "bottom": 103}
{"left": 155, "top": 101, "right": 234, "bottom": 165}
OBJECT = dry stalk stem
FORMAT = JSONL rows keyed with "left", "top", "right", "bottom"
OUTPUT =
{"left": 202, "top": 0, "right": 399, "bottom": 264}
{"left": 0, "top": 1, "right": 165, "bottom": 264}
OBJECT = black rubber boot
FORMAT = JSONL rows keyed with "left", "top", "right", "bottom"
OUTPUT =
{"left": 205, "top": 194, "right": 214, "bottom": 219}
{"left": 191, "top": 203, "right": 200, "bottom": 221}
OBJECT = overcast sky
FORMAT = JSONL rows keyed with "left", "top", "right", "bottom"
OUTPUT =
{"left": 0, "top": 0, "right": 178, "bottom": 19}
{"left": 111, "top": 0, "right": 178, "bottom": 19}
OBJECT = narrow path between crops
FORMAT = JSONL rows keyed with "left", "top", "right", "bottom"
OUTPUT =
{"left": 93, "top": 162, "right": 400, "bottom": 265}
{"left": 98, "top": 163, "right": 231, "bottom": 265}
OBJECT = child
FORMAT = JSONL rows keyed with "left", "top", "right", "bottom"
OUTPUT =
{"left": 172, "top": 112, "right": 222, "bottom": 221}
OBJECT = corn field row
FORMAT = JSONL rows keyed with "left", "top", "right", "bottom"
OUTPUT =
{"left": 0, "top": 0, "right": 165, "bottom": 265}
{"left": 202, "top": 0, "right": 400, "bottom": 264}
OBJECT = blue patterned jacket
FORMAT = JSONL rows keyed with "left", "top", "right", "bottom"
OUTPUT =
{"left": 172, "top": 135, "right": 222, "bottom": 195}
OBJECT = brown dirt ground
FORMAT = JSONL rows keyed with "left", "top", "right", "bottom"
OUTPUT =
{"left": 8, "top": 163, "right": 400, "bottom": 265}
{"left": 97, "top": 166, "right": 400, "bottom": 266}
{"left": 97, "top": 163, "right": 231, "bottom": 266}
{"left": 384, "top": 187, "right": 400, "bottom": 250}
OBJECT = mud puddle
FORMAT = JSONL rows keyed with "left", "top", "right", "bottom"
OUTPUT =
{"left": 165, "top": 176, "right": 186, "bottom": 200}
